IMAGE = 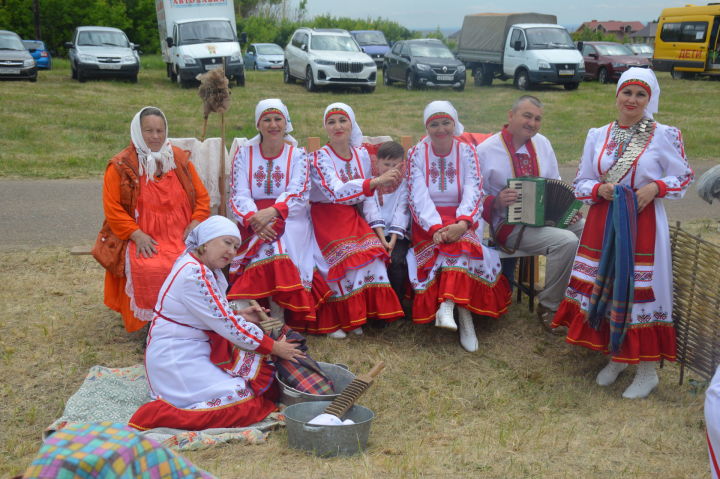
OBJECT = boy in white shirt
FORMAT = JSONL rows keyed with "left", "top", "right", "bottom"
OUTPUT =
{"left": 373, "top": 141, "right": 410, "bottom": 303}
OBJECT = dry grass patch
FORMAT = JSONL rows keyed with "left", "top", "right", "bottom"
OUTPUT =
{"left": 0, "top": 247, "right": 709, "bottom": 478}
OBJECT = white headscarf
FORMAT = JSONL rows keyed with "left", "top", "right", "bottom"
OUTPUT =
{"left": 185, "top": 215, "right": 240, "bottom": 253}
{"left": 324, "top": 102, "right": 364, "bottom": 148}
{"left": 423, "top": 101, "right": 464, "bottom": 138}
{"left": 130, "top": 106, "right": 176, "bottom": 182}
{"left": 616, "top": 67, "right": 660, "bottom": 119}
{"left": 247, "top": 98, "right": 298, "bottom": 146}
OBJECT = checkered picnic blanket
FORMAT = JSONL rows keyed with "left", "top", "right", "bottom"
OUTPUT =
{"left": 22, "top": 422, "right": 215, "bottom": 478}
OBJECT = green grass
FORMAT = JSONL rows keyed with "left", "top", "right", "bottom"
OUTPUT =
{"left": 0, "top": 248, "right": 710, "bottom": 478}
{"left": 1, "top": 55, "right": 718, "bottom": 178}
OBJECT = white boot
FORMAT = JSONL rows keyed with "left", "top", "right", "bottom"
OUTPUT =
{"left": 596, "top": 360, "right": 628, "bottom": 386}
{"left": 435, "top": 300, "right": 457, "bottom": 331}
{"left": 457, "top": 308, "right": 478, "bottom": 352}
{"left": 350, "top": 327, "right": 363, "bottom": 336}
{"left": 622, "top": 362, "right": 659, "bottom": 399}
{"left": 328, "top": 329, "right": 347, "bottom": 339}
{"left": 267, "top": 298, "right": 285, "bottom": 323}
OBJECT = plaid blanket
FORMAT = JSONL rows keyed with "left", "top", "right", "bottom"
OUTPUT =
{"left": 209, "top": 325, "right": 335, "bottom": 395}
{"left": 23, "top": 422, "right": 215, "bottom": 478}
{"left": 587, "top": 184, "right": 638, "bottom": 353}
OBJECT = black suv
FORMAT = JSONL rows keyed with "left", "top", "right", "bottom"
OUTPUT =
{"left": 383, "top": 39, "right": 465, "bottom": 91}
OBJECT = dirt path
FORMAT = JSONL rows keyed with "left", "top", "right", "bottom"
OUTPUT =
{"left": 1, "top": 159, "right": 718, "bottom": 251}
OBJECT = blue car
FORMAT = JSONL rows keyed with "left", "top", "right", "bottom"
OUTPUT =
{"left": 243, "top": 43, "right": 284, "bottom": 70}
{"left": 22, "top": 40, "right": 51, "bottom": 69}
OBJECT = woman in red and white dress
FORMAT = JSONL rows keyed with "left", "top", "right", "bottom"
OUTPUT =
{"left": 305, "top": 102, "right": 404, "bottom": 338}
{"left": 403, "top": 101, "right": 511, "bottom": 352}
{"left": 227, "top": 99, "right": 326, "bottom": 323}
{"left": 551, "top": 68, "right": 693, "bottom": 398}
{"left": 130, "top": 216, "right": 305, "bottom": 431}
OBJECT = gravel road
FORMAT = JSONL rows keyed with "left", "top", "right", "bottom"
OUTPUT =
{"left": 1, "top": 159, "right": 717, "bottom": 251}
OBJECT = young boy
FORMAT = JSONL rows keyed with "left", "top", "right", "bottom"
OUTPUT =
{"left": 372, "top": 141, "right": 411, "bottom": 304}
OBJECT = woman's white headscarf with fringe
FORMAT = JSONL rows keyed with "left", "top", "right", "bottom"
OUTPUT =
{"left": 247, "top": 98, "right": 298, "bottom": 146}
{"left": 324, "top": 102, "right": 364, "bottom": 147}
{"left": 130, "top": 106, "right": 175, "bottom": 182}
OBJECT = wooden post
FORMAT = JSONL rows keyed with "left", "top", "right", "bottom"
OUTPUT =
{"left": 306, "top": 137, "right": 321, "bottom": 152}
{"left": 219, "top": 113, "right": 227, "bottom": 216}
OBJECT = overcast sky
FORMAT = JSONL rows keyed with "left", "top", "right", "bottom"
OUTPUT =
{"left": 301, "top": 0, "right": 693, "bottom": 30}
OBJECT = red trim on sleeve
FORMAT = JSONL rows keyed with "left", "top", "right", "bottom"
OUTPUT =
{"left": 591, "top": 183, "right": 602, "bottom": 202}
{"left": 428, "top": 224, "right": 443, "bottom": 235}
{"left": 256, "top": 335, "right": 274, "bottom": 356}
{"left": 273, "top": 203, "right": 288, "bottom": 220}
{"left": 362, "top": 178, "right": 373, "bottom": 196}
{"left": 654, "top": 180, "right": 668, "bottom": 198}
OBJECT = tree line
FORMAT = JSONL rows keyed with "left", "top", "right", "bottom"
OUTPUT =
{"left": 0, "top": 0, "right": 424, "bottom": 55}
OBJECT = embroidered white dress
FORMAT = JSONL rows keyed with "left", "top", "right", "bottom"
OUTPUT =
{"left": 227, "top": 143, "right": 322, "bottom": 317}
{"left": 143, "top": 252, "right": 275, "bottom": 414}
{"left": 403, "top": 139, "right": 511, "bottom": 322}
{"left": 553, "top": 122, "right": 694, "bottom": 362}
{"left": 306, "top": 145, "right": 403, "bottom": 332}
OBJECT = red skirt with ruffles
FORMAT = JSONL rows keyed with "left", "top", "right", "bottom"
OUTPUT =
{"left": 292, "top": 202, "right": 403, "bottom": 333}
{"left": 410, "top": 207, "right": 511, "bottom": 323}
{"left": 551, "top": 200, "right": 676, "bottom": 363}
{"left": 227, "top": 199, "right": 322, "bottom": 321}
{"left": 128, "top": 359, "right": 278, "bottom": 431}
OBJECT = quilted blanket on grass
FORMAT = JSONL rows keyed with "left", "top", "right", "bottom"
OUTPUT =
{"left": 45, "top": 365, "right": 284, "bottom": 451}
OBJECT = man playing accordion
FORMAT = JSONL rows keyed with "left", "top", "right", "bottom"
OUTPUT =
{"left": 475, "top": 95, "right": 584, "bottom": 332}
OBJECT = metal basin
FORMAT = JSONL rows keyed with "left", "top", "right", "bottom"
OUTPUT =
{"left": 276, "top": 362, "right": 355, "bottom": 406}
{"left": 283, "top": 400, "right": 375, "bottom": 457}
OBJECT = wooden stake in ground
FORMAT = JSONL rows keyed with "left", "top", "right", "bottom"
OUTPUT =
{"left": 197, "top": 68, "right": 231, "bottom": 215}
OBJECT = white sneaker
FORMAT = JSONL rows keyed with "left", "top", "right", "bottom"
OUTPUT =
{"left": 435, "top": 300, "right": 457, "bottom": 331}
{"left": 457, "top": 308, "right": 478, "bottom": 352}
{"left": 622, "top": 362, "right": 659, "bottom": 399}
{"left": 596, "top": 361, "right": 628, "bottom": 386}
{"left": 328, "top": 330, "right": 347, "bottom": 339}
{"left": 350, "top": 327, "right": 363, "bottom": 336}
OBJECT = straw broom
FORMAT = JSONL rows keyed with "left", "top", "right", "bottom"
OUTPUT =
{"left": 197, "top": 67, "right": 231, "bottom": 215}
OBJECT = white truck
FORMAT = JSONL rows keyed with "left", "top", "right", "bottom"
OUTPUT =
{"left": 456, "top": 13, "right": 584, "bottom": 90}
{"left": 156, "top": 0, "right": 245, "bottom": 87}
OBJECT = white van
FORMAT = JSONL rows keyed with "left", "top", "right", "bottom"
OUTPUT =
{"left": 156, "top": 0, "right": 244, "bottom": 86}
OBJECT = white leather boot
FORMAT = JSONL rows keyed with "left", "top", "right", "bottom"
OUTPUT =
{"left": 596, "top": 360, "right": 628, "bottom": 386}
{"left": 435, "top": 300, "right": 457, "bottom": 331}
{"left": 622, "top": 362, "right": 659, "bottom": 399}
{"left": 457, "top": 307, "right": 478, "bottom": 352}
{"left": 328, "top": 329, "right": 347, "bottom": 339}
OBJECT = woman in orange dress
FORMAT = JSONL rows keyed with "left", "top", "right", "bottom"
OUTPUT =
{"left": 100, "top": 106, "right": 210, "bottom": 332}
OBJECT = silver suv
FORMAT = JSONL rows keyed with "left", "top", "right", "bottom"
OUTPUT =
{"left": 284, "top": 28, "right": 377, "bottom": 93}
{"left": 65, "top": 26, "right": 140, "bottom": 83}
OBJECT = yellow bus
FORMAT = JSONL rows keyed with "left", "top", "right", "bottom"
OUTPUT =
{"left": 653, "top": 3, "right": 720, "bottom": 79}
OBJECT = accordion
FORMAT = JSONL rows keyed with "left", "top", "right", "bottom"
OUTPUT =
{"left": 505, "top": 177, "right": 582, "bottom": 228}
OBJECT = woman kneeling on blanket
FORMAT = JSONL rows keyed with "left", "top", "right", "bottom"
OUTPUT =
{"left": 130, "top": 216, "right": 305, "bottom": 431}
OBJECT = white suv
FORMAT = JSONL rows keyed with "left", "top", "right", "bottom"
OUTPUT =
{"left": 284, "top": 28, "right": 377, "bottom": 93}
